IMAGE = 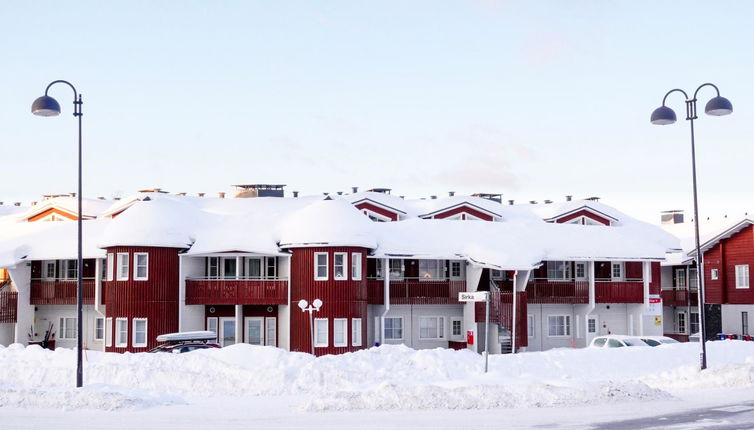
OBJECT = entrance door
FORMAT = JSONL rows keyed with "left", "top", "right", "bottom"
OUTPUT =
{"left": 219, "top": 317, "right": 236, "bottom": 347}
{"left": 587, "top": 315, "right": 599, "bottom": 344}
{"left": 245, "top": 317, "right": 264, "bottom": 345}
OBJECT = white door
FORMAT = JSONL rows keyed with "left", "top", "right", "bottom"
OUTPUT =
{"left": 587, "top": 315, "right": 599, "bottom": 344}
{"left": 265, "top": 317, "right": 277, "bottom": 347}
{"left": 245, "top": 317, "right": 264, "bottom": 345}
{"left": 219, "top": 317, "right": 236, "bottom": 347}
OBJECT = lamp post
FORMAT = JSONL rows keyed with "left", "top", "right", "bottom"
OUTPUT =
{"left": 298, "top": 299, "right": 323, "bottom": 355}
{"left": 651, "top": 83, "right": 733, "bottom": 370}
{"left": 31, "top": 80, "right": 84, "bottom": 387}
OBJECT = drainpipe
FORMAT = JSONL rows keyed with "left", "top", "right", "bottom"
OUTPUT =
{"left": 380, "top": 257, "right": 390, "bottom": 345}
{"left": 641, "top": 261, "right": 651, "bottom": 336}
{"left": 585, "top": 261, "right": 596, "bottom": 338}
{"left": 512, "top": 269, "right": 532, "bottom": 353}
{"left": 93, "top": 258, "right": 105, "bottom": 317}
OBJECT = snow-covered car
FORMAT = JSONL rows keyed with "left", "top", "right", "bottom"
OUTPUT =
{"left": 589, "top": 335, "right": 651, "bottom": 348}
{"left": 148, "top": 331, "right": 220, "bottom": 354}
{"left": 639, "top": 336, "right": 680, "bottom": 347}
{"left": 148, "top": 342, "right": 220, "bottom": 353}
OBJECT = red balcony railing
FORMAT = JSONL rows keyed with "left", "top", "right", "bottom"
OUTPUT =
{"left": 185, "top": 279, "right": 287, "bottom": 305}
{"left": 367, "top": 278, "right": 465, "bottom": 305}
{"left": 30, "top": 279, "right": 96, "bottom": 305}
{"left": 661, "top": 289, "right": 698, "bottom": 307}
{"left": 0, "top": 291, "right": 18, "bottom": 323}
{"left": 595, "top": 281, "right": 643, "bottom": 303}
{"left": 526, "top": 279, "right": 589, "bottom": 304}
{"left": 474, "top": 291, "right": 528, "bottom": 347}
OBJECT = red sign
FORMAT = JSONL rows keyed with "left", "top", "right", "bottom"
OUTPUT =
{"left": 466, "top": 330, "right": 474, "bottom": 345}
{"left": 649, "top": 297, "right": 661, "bottom": 304}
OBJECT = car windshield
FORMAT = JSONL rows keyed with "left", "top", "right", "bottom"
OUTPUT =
{"left": 592, "top": 338, "right": 607, "bottom": 347}
{"left": 642, "top": 338, "right": 661, "bottom": 346}
{"left": 606, "top": 339, "right": 624, "bottom": 348}
{"left": 623, "top": 338, "right": 649, "bottom": 347}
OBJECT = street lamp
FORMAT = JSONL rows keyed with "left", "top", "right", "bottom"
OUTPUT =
{"left": 298, "top": 299, "right": 323, "bottom": 355}
{"left": 32, "top": 80, "right": 84, "bottom": 387}
{"left": 651, "top": 83, "right": 733, "bottom": 371}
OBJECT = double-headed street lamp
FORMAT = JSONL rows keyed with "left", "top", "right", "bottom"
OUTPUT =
{"left": 31, "top": 80, "right": 84, "bottom": 387}
{"left": 651, "top": 83, "right": 733, "bottom": 371}
{"left": 298, "top": 299, "right": 323, "bottom": 355}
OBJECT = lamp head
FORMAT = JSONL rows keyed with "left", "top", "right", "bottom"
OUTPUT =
{"left": 31, "top": 95, "right": 61, "bottom": 117}
{"left": 705, "top": 96, "right": 733, "bottom": 116}
{"left": 298, "top": 299, "right": 308, "bottom": 311}
{"left": 312, "top": 299, "right": 323, "bottom": 310}
{"left": 650, "top": 105, "right": 676, "bottom": 125}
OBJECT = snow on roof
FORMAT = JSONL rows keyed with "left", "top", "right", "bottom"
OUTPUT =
{"left": 660, "top": 216, "right": 752, "bottom": 257}
{"left": 278, "top": 197, "right": 377, "bottom": 248}
{"left": 19, "top": 196, "right": 111, "bottom": 221}
{"left": 524, "top": 199, "right": 623, "bottom": 224}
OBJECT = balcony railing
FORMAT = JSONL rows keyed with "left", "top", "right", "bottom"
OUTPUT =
{"left": 367, "top": 278, "right": 466, "bottom": 305}
{"left": 0, "top": 291, "right": 18, "bottom": 323}
{"left": 30, "top": 278, "right": 96, "bottom": 305}
{"left": 595, "top": 280, "right": 644, "bottom": 303}
{"left": 526, "top": 279, "right": 589, "bottom": 304}
{"left": 474, "top": 290, "right": 528, "bottom": 347}
{"left": 185, "top": 278, "right": 287, "bottom": 305}
{"left": 661, "top": 289, "right": 698, "bottom": 307}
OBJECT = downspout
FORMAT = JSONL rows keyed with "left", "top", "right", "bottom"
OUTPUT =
{"left": 512, "top": 269, "right": 532, "bottom": 353}
{"left": 93, "top": 257, "right": 105, "bottom": 317}
{"left": 380, "top": 257, "right": 390, "bottom": 345}
{"left": 585, "top": 261, "right": 596, "bottom": 337}
{"left": 641, "top": 261, "right": 651, "bottom": 335}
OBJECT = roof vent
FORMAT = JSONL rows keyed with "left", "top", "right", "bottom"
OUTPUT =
{"left": 142, "top": 196, "right": 152, "bottom": 202}
{"left": 508, "top": 200, "right": 514, "bottom": 206}
{"left": 0, "top": 202, "right": 3, "bottom": 205}
{"left": 449, "top": 191, "right": 455, "bottom": 197}
{"left": 472, "top": 193, "right": 502, "bottom": 203}
{"left": 69, "top": 192, "right": 76, "bottom": 198}
{"left": 661, "top": 210, "right": 684, "bottom": 225}
{"left": 232, "top": 184, "right": 285, "bottom": 198}
{"left": 566, "top": 195, "right": 572, "bottom": 202}
{"left": 367, "top": 188, "right": 391, "bottom": 194}
{"left": 337, "top": 191, "right": 343, "bottom": 195}
{"left": 529, "top": 200, "right": 537, "bottom": 204}
{"left": 113, "top": 197, "right": 121, "bottom": 201}
{"left": 31, "top": 201, "right": 37, "bottom": 206}
{"left": 585, "top": 196, "right": 600, "bottom": 202}
{"left": 197, "top": 193, "right": 205, "bottom": 197}
{"left": 177, "top": 192, "right": 186, "bottom": 196}
{"left": 14, "top": 202, "right": 20, "bottom": 206}
{"left": 218, "top": 192, "right": 226, "bottom": 199}
{"left": 430, "top": 195, "right": 437, "bottom": 200}
{"left": 324, "top": 195, "right": 333, "bottom": 201}
{"left": 352, "top": 187, "right": 359, "bottom": 193}
{"left": 293, "top": 191, "right": 299, "bottom": 198}
{"left": 97, "top": 196, "right": 106, "bottom": 200}
{"left": 544, "top": 200, "right": 553, "bottom": 204}
{"left": 138, "top": 188, "right": 168, "bottom": 194}
{"left": 399, "top": 196, "right": 405, "bottom": 199}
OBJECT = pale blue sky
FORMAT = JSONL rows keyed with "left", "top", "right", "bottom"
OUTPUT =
{"left": 2, "top": 1, "right": 752, "bottom": 222}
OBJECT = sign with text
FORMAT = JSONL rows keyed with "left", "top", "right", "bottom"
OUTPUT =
{"left": 645, "top": 295, "right": 662, "bottom": 316}
{"left": 458, "top": 292, "right": 489, "bottom": 302}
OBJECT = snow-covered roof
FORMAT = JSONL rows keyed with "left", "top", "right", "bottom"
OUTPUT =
{"left": 18, "top": 196, "right": 112, "bottom": 221}
{"left": 524, "top": 200, "right": 624, "bottom": 224}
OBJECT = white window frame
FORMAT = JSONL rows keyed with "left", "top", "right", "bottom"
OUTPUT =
{"left": 61, "top": 259, "right": 78, "bottom": 280}
{"left": 105, "top": 317, "right": 113, "bottom": 347}
{"left": 115, "top": 318, "right": 128, "bottom": 347}
{"left": 677, "top": 311, "right": 687, "bottom": 334}
{"left": 528, "top": 314, "right": 535, "bottom": 337}
{"left": 384, "top": 316, "right": 403, "bottom": 340}
{"left": 675, "top": 268, "right": 687, "bottom": 290}
{"left": 352, "top": 318, "right": 362, "bottom": 346}
{"left": 547, "top": 315, "right": 571, "bottom": 337}
{"left": 42, "top": 260, "right": 56, "bottom": 280}
{"left": 736, "top": 264, "right": 750, "bottom": 289}
{"left": 351, "top": 252, "right": 362, "bottom": 281}
{"left": 244, "top": 316, "right": 265, "bottom": 345}
{"left": 711, "top": 268, "right": 719, "bottom": 280}
{"left": 314, "top": 318, "right": 329, "bottom": 347}
{"left": 334, "top": 252, "right": 348, "bottom": 281}
{"left": 574, "top": 262, "right": 587, "bottom": 281}
{"left": 450, "top": 316, "right": 464, "bottom": 340}
{"left": 116, "top": 253, "right": 129, "bottom": 281}
{"left": 265, "top": 317, "right": 277, "bottom": 347}
{"left": 59, "top": 317, "right": 77, "bottom": 340}
{"left": 132, "top": 318, "right": 148, "bottom": 347}
{"left": 333, "top": 318, "right": 347, "bottom": 347}
{"left": 419, "top": 316, "right": 445, "bottom": 340}
{"left": 314, "top": 253, "right": 328, "bottom": 281}
{"left": 95, "top": 317, "right": 105, "bottom": 341}
{"left": 547, "top": 261, "right": 572, "bottom": 281}
{"left": 133, "top": 252, "right": 149, "bottom": 281}
{"left": 106, "top": 253, "right": 114, "bottom": 281}
{"left": 611, "top": 262, "right": 624, "bottom": 281}
{"left": 690, "top": 312, "right": 700, "bottom": 335}
{"left": 206, "top": 317, "right": 218, "bottom": 341}
{"left": 419, "top": 260, "right": 445, "bottom": 280}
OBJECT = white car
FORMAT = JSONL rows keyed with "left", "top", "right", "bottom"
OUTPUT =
{"left": 589, "top": 335, "right": 651, "bottom": 348}
{"left": 640, "top": 336, "right": 680, "bottom": 347}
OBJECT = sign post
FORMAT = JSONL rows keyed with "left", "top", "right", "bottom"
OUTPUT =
{"left": 459, "top": 291, "right": 491, "bottom": 373}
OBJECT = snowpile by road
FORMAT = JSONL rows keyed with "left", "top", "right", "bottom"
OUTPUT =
{"left": 1, "top": 341, "right": 753, "bottom": 412}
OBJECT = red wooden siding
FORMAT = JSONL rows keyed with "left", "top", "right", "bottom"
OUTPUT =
{"left": 289, "top": 247, "right": 368, "bottom": 356}
{"left": 366, "top": 279, "right": 464, "bottom": 305}
{"left": 27, "top": 207, "right": 78, "bottom": 222}
{"left": 526, "top": 280, "right": 589, "bottom": 304}
{"left": 429, "top": 206, "right": 494, "bottom": 221}
{"left": 704, "top": 243, "right": 724, "bottom": 303}
{"left": 701, "top": 225, "right": 754, "bottom": 305}
{"left": 595, "top": 281, "right": 643, "bottom": 303}
{"left": 650, "top": 262, "right": 661, "bottom": 295}
{"left": 103, "top": 246, "right": 181, "bottom": 353}
{"left": 0, "top": 291, "right": 18, "bottom": 323}
{"left": 30, "top": 279, "right": 96, "bottom": 305}
{"left": 354, "top": 202, "right": 399, "bottom": 221}
{"left": 474, "top": 291, "right": 528, "bottom": 348}
{"left": 186, "top": 280, "right": 287, "bottom": 305}
{"left": 661, "top": 289, "right": 698, "bottom": 307}
{"left": 204, "top": 305, "right": 279, "bottom": 346}
{"left": 555, "top": 209, "right": 610, "bottom": 225}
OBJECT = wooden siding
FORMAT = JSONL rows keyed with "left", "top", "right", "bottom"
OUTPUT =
{"left": 526, "top": 280, "right": 589, "bottom": 304}
{"left": 366, "top": 279, "right": 465, "bottom": 305}
{"left": 429, "top": 205, "right": 494, "bottom": 221}
{"left": 204, "top": 305, "right": 279, "bottom": 346}
{"left": 704, "top": 243, "right": 724, "bottom": 303}
{"left": 650, "top": 262, "right": 661, "bottom": 295}
{"left": 0, "top": 291, "right": 17, "bottom": 323}
{"left": 185, "top": 279, "right": 287, "bottom": 305}
{"left": 103, "top": 247, "right": 181, "bottom": 353}
{"left": 30, "top": 279, "right": 96, "bottom": 305}
{"left": 289, "top": 247, "right": 368, "bottom": 356}
{"left": 27, "top": 207, "right": 78, "bottom": 222}
{"left": 661, "top": 289, "right": 699, "bottom": 307}
{"left": 474, "top": 291, "right": 528, "bottom": 348}
{"left": 555, "top": 209, "right": 611, "bottom": 225}
{"left": 353, "top": 202, "right": 399, "bottom": 221}
{"left": 595, "top": 281, "right": 643, "bottom": 303}
{"left": 703, "top": 225, "right": 754, "bottom": 305}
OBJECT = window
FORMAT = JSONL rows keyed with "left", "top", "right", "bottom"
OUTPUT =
{"left": 677, "top": 312, "right": 687, "bottom": 334}
{"left": 351, "top": 253, "right": 362, "bottom": 280}
{"left": 265, "top": 257, "right": 277, "bottom": 278}
{"left": 105, "top": 317, "right": 113, "bottom": 347}
{"left": 450, "top": 262, "right": 461, "bottom": 278}
{"left": 116, "top": 253, "right": 129, "bottom": 281}
{"left": 62, "top": 260, "right": 78, "bottom": 280}
{"left": 575, "top": 262, "right": 587, "bottom": 280}
{"left": 334, "top": 253, "right": 348, "bottom": 280}
{"left": 206, "top": 317, "right": 218, "bottom": 341}
{"left": 736, "top": 265, "right": 750, "bottom": 289}
{"left": 266, "top": 317, "right": 277, "bottom": 346}
{"left": 547, "top": 315, "right": 571, "bottom": 337}
{"left": 133, "top": 318, "right": 147, "bottom": 347}
{"left": 528, "top": 315, "right": 535, "bottom": 337}
{"left": 115, "top": 318, "right": 128, "bottom": 347}
{"left": 314, "top": 318, "right": 329, "bottom": 347}
{"left": 547, "top": 261, "right": 571, "bottom": 280}
{"left": 334, "top": 318, "right": 347, "bottom": 347}
{"left": 419, "top": 316, "right": 445, "bottom": 339}
{"left": 207, "top": 257, "right": 219, "bottom": 279}
{"left": 314, "top": 253, "right": 328, "bottom": 280}
{"left": 743, "top": 312, "right": 749, "bottom": 336}
{"left": 690, "top": 313, "right": 700, "bottom": 335}
{"left": 352, "top": 318, "right": 362, "bottom": 346}
{"left": 490, "top": 269, "right": 505, "bottom": 280}
{"left": 675, "top": 268, "right": 686, "bottom": 289}
{"left": 43, "top": 260, "right": 56, "bottom": 280}
{"left": 389, "top": 260, "right": 404, "bottom": 280}
{"left": 95, "top": 318, "right": 105, "bottom": 340}
{"left": 419, "top": 260, "right": 444, "bottom": 279}
{"left": 711, "top": 268, "right": 719, "bottom": 280}
{"left": 588, "top": 317, "right": 597, "bottom": 334}
{"left": 222, "top": 258, "right": 237, "bottom": 279}
{"left": 106, "top": 254, "right": 114, "bottom": 281}
{"left": 384, "top": 317, "right": 403, "bottom": 340}
{"left": 59, "top": 317, "right": 77, "bottom": 339}
{"left": 134, "top": 253, "right": 148, "bottom": 280}
{"left": 451, "top": 317, "right": 463, "bottom": 339}
{"left": 689, "top": 268, "right": 698, "bottom": 290}
{"left": 611, "top": 262, "right": 624, "bottom": 281}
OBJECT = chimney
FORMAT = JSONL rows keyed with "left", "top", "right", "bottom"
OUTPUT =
{"left": 566, "top": 195, "right": 572, "bottom": 202}
{"left": 177, "top": 192, "right": 186, "bottom": 196}
{"left": 323, "top": 192, "right": 329, "bottom": 196}
{"left": 0, "top": 202, "right": 3, "bottom": 205}
{"left": 198, "top": 193, "right": 205, "bottom": 197}
{"left": 14, "top": 202, "right": 20, "bottom": 206}
{"left": 232, "top": 184, "right": 285, "bottom": 198}
{"left": 31, "top": 201, "right": 37, "bottom": 206}
{"left": 218, "top": 192, "right": 226, "bottom": 198}
{"left": 293, "top": 191, "right": 299, "bottom": 198}
{"left": 430, "top": 195, "right": 437, "bottom": 200}
{"left": 586, "top": 196, "right": 600, "bottom": 202}
{"left": 544, "top": 200, "right": 553, "bottom": 204}
{"left": 529, "top": 200, "right": 537, "bottom": 204}
{"left": 508, "top": 200, "right": 514, "bottom": 206}
{"left": 352, "top": 187, "right": 358, "bottom": 193}
{"left": 399, "top": 196, "right": 405, "bottom": 199}
{"left": 337, "top": 191, "right": 343, "bottom": 195}
{"left": 114, "top": 197, "right": 121, "bottom": 201}
{"left": 660, "top": 210, "right": 684, "bottom": 225}
{"left": 449, "top": 191, "right": 455, "bottom": 197}
{"left": 70, "top": 192, "right": 76, "bottom": 198}
{"left": 97, "top": 196, "right": 105, "bottom": 200}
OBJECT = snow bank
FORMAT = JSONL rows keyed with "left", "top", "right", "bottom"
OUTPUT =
{"left": 2, "top": 342, "right": 754, "bottom": 412}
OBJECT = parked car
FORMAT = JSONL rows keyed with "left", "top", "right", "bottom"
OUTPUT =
{"left": 148, "top": 331, "right": 220, "bottom": 354}
{"left": 639, "top": 336, "right": 680, "bottom": 347}
{"left": 589, "top": 335, "right": 651, "bottom": 348}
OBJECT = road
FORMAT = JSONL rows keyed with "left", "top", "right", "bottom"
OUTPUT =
{"left": 590, "top": 402, "right": 754, "bottom": 429}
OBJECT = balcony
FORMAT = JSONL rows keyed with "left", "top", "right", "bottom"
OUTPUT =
{"left": 661, "top": 289, "right": 698, "bottom": 307}
{"left": 185, "top": 278, "right": 287, "bottom": 305}
{"left": 595, "top": 280, "right": 643, "bottom": 303}
{"left": 30, "top": 278, "right": 96, "bottom": 305}
{"left": 474, "top": 290, "right": 528, "bottom": 347}
{"left": 525, "top": 279, "right": 589, "bottom": 304}
{"left": 367, "top": 278, "right": 466, "bottom": 305}
{"left": 0, "top": 291, "right": 17, "bottom": 323}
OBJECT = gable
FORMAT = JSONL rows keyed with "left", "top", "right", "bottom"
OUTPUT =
{"left": 353, "top": 201, "right": 400, "bottom": 222}
{"left": 27, "top": 207, "right": 79, "bottom": 222}
{"left": 551, "top": 208, "right": 614, "bottom": 226}
{"left": 423, "top": 205, "right": 495, "bottom": 221}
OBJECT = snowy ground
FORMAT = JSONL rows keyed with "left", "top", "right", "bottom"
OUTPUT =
{"left": 2, "top": 341, "right": 754, "bottom": 429}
